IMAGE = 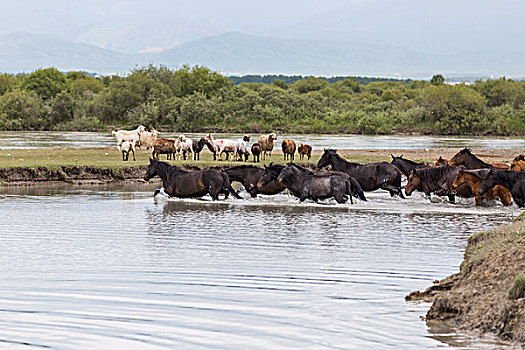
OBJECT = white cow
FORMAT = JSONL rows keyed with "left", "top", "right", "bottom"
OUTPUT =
{"left": 112, "top": 125, "right": 146, "bottom": 151}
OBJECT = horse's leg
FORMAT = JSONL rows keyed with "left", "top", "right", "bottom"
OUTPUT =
{"left": 475, "top": 195, "right": 482, "bottom": 206}
{"left": 132, "top": 149, "right": 136, "bottom": 161}
{"left": 448, "top": 194, "right": 456, "bottom": 203}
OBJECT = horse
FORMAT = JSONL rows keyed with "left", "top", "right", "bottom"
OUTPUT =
{"left": 510, "top": 159, "right": 525, "bottom": 172}
{"left": 451, "top": 169, "right": 512, "bottom": 206}
{"left": 434, "top": 156, "right": 449, "bottom": 166}
{"left": 479, "top": 170, "right": 525, "bottom": 207}
{"left": 276, "top": 164, "right": 360, "bottom": 204}
{"left": 317, "top": 149, "right": 404, "bottom": 198}
{"left": 405, "top": 164, "right": 470, "bottom": 202}
{"left": 224, "top": 165, "right": 286, "bottom": 198}
{"left": 390, "top": 154, "right": 429, "bottom": 177}
{"left": 143, "top": 158, "right": 242, "bottom": 200}
{"left": 449, "top": 148, "right": 508, "bottom": 169}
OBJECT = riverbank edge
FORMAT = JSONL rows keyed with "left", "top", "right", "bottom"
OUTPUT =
{"left": 406, "top": 216, "right": 525, "bottom": 345}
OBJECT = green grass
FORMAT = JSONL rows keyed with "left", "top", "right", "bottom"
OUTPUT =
{"left": 0, "top": 147, "right": 413, "bottom": 170}
{"left": 462, "top": 220, "right": 525, "bottom": 274}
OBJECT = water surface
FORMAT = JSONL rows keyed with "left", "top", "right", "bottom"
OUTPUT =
{"left": 0, "top": 184, "right": 516, "bottom": 349}
{"left": 1, "top": 131, "right": 525, "bottom": 150}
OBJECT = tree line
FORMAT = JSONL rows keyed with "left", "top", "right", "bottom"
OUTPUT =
{"left": 0, "top": 65, "right": 524, "bottom": 135}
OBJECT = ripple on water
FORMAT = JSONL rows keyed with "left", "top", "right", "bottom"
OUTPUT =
{"left": 0, "top": 185, "right": 517, "bottom": 349}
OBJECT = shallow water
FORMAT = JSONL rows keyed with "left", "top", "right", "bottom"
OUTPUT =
{"left": 0, "top": 184, "right": 517, "bottom": 349}
{"left": 1, "top": 131, "right": 525, "bottom": 150}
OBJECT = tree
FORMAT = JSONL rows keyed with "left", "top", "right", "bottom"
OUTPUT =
{"left": 430, "top": 74, "right": 445, "bottom": 86}
{"left": 21, "top": 68, "right": 70, "bottom": 100}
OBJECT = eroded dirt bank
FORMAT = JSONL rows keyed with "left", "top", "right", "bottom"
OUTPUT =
{"left": 407, "top": 217, "right": 525, "bottom": 345}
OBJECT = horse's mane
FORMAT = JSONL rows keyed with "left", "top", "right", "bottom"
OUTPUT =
{"left": 393, "top": 156, "right": 423, "bottom": 166}
{"left": 227, "top": 165, "right": 259, "bottom": 170}
{"left": 415, "top": 165, "right": 451, "bottom": 186}
{"left": 290, "top": 163, "right": 315, "bottom": 175}
{"left": 326, "top": 150, "right": 361, "bottom": 166}
{"left": 151, "top": 159, "right": 187, "bottom": 176}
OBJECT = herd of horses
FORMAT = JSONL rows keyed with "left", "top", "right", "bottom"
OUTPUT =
{"left": 143, "top": 147, "right": 525, "bottom": 208}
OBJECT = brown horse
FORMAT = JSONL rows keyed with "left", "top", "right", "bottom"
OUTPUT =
{"left": 451, "top": 169, "right": 512, "bottom": 206}
{"left": 448, "top": 148, "right": 508, "bottom": 169}
{"left": 510, "top": 159, "right": 525, "bottom": 172}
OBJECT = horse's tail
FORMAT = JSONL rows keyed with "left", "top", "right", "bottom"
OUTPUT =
{"left": 347, "top": 177, "right": 367, "bottom": 201}
{"left": 222, "top": 173, "right": 242, "bottom": 199}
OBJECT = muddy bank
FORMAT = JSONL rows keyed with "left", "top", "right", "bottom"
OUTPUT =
{"left": 0, "top": 163, "right": 319, "bottom": 185}
{"left": 407, "top": 217, "right": 525, "bottom": 345}
{"left": 0, "top": 166, "right": 155, "bottom": 185}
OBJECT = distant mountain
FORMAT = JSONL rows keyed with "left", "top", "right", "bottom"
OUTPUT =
{"left": 0, "top": 31, "right": 143, "bottom": 73}
{"left": 1, "top": 31, "right": 524, "bottom": 78}
{"left": 153, "top": 32, "right": 525, "bottom": 78}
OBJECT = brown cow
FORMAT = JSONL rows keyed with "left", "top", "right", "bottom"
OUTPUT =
{"left": 297, "top": 143, "right": 312, "bottom": 160}
{"left": 281, "top": 140, "right": 296, "bottom": 161}
{"left": 151, "top": 138, "right": 177, "bottom": 160}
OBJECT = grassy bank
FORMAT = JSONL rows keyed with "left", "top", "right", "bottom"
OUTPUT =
{"left": 0, "top": 147, "right": 403, "bottom": 170}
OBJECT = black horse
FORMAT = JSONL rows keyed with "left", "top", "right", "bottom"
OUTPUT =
{"left": 390, "top": 154, "right": 429, "bottom": 177}
{"left": 318, "top": 149, "right": 404, "bottom": 198}
{"left": 190, "top": 138, "right": 207, "bottom": 160}
{"left": 479, "top": 170, "right": 525, "bottom": 207}
{"left": 143, "top": 158, "right": 241, "bottom": 200}
{"left": 224, "top": 165, "right": 286, "bottom": 198}
{"left": 277, "top": 164, "right": 358, "bottom": 204}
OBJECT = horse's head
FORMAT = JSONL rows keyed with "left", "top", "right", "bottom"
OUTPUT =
{"left": 137, "top": 125, "right": 146, "bottom": 134}
{"left": 405, "top": 169, "right": 421, "bottom": 196}
{"left": 449, "top": 148, "right": 472, "bottom": 166}
{"left": 434, "top": 156, "right": 448, "bottom": 166}
{"left": 451, "top": 169, "right": 466, "bottom": 190}
{"left": 257, "top": 165, "right": 274, "bottom": 189}
{"left": 243, "top": 135, "right": 250, "bottom": 142}
{"left": 317, "top": 149, "right": 336, "bottom": 169}
{"left": 269, "top": 133, "right": 277, "bottom": 141}
{"left": 513, "top": 154, "right": 525, "bottom": 162}
{"left": 276, "top": 165, "right": 295, "bottom": 185}
{"left": 479, "top": 169, "right": 496, "bottom": 196}
{"left": 144, "top": 158, "right": 158, "bottom": 181}
{"left": 204, "top": 134, "right": 214, "bottom": 142}
{"left": 510, "top": 160, "right": 525, "bottom": 172}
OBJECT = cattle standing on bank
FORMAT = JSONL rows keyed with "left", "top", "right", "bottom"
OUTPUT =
{"left": 258, "top": 133, "right": 277, "bottom": 160}
{"left": 191, "top": 138, "right": 207, "bottom": 160}
{"left": 138, "top": 128, "right": 158, "bottom": 150}
{"left": 282, "top": 140, "right": 296, "bottom": 161}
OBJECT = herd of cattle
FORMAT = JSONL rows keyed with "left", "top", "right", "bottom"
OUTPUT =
{"left": 113, "top": 125, "right": 525, "bottom": 208}
{"left": 111, "top": 125, "right": 312, "bottom": 162}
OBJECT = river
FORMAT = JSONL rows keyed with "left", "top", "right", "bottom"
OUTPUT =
{"left": 0, "top": 184, "right": 516, "bottom": 349}
{"left": 0, "top": 131, "right": 525, "bottom": 150}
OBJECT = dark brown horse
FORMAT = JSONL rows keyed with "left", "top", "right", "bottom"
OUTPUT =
{"left": 449, "top": 148, "right": 508, "bottom": 169}
{"left": 318, "top": 149, "right": 404, "bottom": 197}
{"left": 143, "top": 158, "right": 241, "bottom": 200}
{"left": 480, "top": 170, "right": 525, "bottom": 207}
{"left": 405, "top": 164, "right": 470, "bottom": 202}
{"left": 451, "top": 169, "right": 512, "bottom": 206}
{"left": 224, "top": 165, "right": 286, "bottom": 198}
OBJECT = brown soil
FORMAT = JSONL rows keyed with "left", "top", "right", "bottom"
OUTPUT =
{"left": 407, "top": 219, "right": 525, "bottom": 346}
